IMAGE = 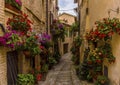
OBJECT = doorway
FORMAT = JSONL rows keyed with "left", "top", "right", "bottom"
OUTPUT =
{"left": 7, "top": 51, "right": 18, "bottom": 85}
{"left": 63, "top": 43, "right": 69, "bottom": 54}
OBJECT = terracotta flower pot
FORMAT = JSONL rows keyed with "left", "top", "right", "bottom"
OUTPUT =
{"left": 101, "top": 80, "right": 105, "bottom": 84}
{"left": 23, "top": 50, "right": 31, "bottom": 57}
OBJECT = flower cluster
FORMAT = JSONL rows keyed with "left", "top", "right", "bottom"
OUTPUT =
{"left": 18, "top": 31, "right": 41, "bottom": 56}
{"left": 0, "top": 13, "right": 42, "bottom": 56}
{"left": 31, "top": 66, "right": 42, "bottom": 82}
{"left": 86, "top": 18, "right": 120, "bottom": 42}
{"left": 15, "top": 0, "right": 22, "bottom": 6}
{"left": 0, "top": 30, "right": 22, "bottom": 48}
{"left": 7, "top": 13, "right": 32, "bottom": 34}
{"left": 82, "top": 18, "right": 117, "bottom": 84}
{"left": 50, "top": 19, "right": 66, "bottom": 41}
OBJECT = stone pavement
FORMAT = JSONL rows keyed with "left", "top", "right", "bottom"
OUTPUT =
{"left": 38, "top": 53, "right": 93, "bottom": 85}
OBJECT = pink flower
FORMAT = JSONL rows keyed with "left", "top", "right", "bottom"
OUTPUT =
{"left": 15, "top": 0, "right": 22, "bottom": 6}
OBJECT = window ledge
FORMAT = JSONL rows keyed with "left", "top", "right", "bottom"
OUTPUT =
{"left": 5, "top": 3, "right": 21, "bottom": 14}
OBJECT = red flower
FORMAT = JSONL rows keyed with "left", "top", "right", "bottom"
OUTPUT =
{"left": 35, "top": 35, "right": 39, "bottom": 39}
{"left": 108, "top": 31, "right": 113, "bottom": 37}
{"left": 36, "top": 74, "right": 42, "bottom": 81}
{"left": 40, "top": 46, "right": 44, "bottom": 49}
{"left": 96, "top": 59, "right": 102, "bottom": 64}
{"left": 99, "top": 33, "right": 106, "bottom": 38}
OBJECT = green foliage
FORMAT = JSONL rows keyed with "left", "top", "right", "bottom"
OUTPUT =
{"left": 17, "top": 74, "right": 34, "bottom": 85}
{"left": 95, "top": 75, "right": 108, "bottom": 85}
{"left": 18, "top": 34, "right": 41, "bottom": 56}
{"left": 5, "top": 0, "right": 22, "bottom": 10}
{"left": 53, "top": 51, "right": 61, "bottom": 62}
{"left": 71, "top": 55, "right": 78, "bottom": 64}
{"left": 48, "top": 56, "right": 57, "bottom": 65}
{"left": 41, "top": 64, "right": 49, "bottom": 73}
{"left": 74, "top": 36, "right": 82, "bottom": 47}
{"left": 50, "top": 20, "right": 66, "bottom": 42}
{"left": 70, "top": 22, "right": 79, "bottom": 33}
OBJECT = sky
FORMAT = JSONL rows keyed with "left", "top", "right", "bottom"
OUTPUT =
{"left": 58, "top": 0, "right": 77, "bottom": 16}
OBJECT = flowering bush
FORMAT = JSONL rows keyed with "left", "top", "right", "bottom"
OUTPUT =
{"left": 7, "top": 13, "right": 32, "bottom": 34}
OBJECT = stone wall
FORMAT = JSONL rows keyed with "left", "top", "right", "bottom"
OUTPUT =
{"left": 0, "top": 47, "right": 7, "bottom": 85}
{"left": 0, "top": 0, "right": 7, "bottom": 85}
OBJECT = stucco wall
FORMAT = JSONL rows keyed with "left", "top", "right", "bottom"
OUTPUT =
{"left": 59, "top": 13, "right": 75, "bottom": 25}
{"left": 0, "top": 0, "right": 7, "bottom": 85}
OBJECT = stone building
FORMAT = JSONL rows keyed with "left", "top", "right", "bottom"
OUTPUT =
{"left": 76, "top": 0, "right": 120, "bottom": 84}
{"left": 58, "top": 13, "right": 76, "bottom": 55}
{"left": 0, "top": 0, "right": 58, "bottom": 85}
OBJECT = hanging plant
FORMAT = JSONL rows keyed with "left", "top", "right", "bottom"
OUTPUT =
{"left": 7, "top": 13, "right": 33, "bottom": 34}
{"left": 50, "top": 19, "right": 66, "bottom": 42}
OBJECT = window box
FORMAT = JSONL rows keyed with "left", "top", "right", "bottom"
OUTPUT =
{"left": 5, "top": 3, "right": 21, "bottom": 13}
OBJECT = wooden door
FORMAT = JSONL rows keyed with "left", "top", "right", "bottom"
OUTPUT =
{"left": 7, "top": 51, "right": 18, "bottom": 85}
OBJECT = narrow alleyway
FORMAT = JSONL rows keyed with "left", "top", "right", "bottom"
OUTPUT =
{"left": 39, "top": 53, "right": 81, "bottom": 85}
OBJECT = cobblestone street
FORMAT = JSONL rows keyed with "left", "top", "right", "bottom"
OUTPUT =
{"left": 39, "top": 53, "right": 93, "bottom": 85}
{"left": 39, "top": 53, "right": 81, "bottom": 85}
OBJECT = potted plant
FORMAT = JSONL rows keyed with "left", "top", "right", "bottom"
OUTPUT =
{"left": 19, "top": 33, "right": 41, "bottom": 57}
{"left": 17, "top": 74, "right": 35, "bottom": 85}
{"left": 50, "top": 19, "right": 66, "bottom": 41}
{"left": 40, "top": 64, "right": 48, "bottom": 81}
{"left": 31, "top": 66, "right": 42, "bottom": 84}
{"left": 0, "top": 29, "right": 22, "bottom": 49}
{"left": 7, "top": 13, "right": 32, "bottom": 34}
{"left": 40, "top": 33, "right": 52, "bottom": 49}
{"left": 95, "top": 75, "right": 108, "bottom": 85}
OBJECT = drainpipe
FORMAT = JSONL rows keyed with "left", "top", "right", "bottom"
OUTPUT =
{"left": 46, "top": 0, "right": 48, "bottom": 33}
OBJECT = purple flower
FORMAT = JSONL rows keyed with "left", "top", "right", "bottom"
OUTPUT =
{"left": 15, "top": 0, "right": 22, "bottom": 6}
{"left": 42, "top": 33, "right": 51, "bottom": 40}
{"left": 0, "top": 37, "right": 6, "bottom": 45}
{"left": 58, "top": 24, "right": 63, "bottom": 29}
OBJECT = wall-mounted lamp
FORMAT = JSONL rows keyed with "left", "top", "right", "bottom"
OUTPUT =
{"left": 108, "top": 7, "right": 119, "bottom": 17}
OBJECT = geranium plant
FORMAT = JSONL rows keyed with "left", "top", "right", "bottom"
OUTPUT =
{"left": 7, "top": 13, "right": 32, "bottom": 34}
{"left": 31, "top": 66, "right": 42, "bottom": 83}
{"left": 18, "top": 32, "right": 41, "bottom": 56}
